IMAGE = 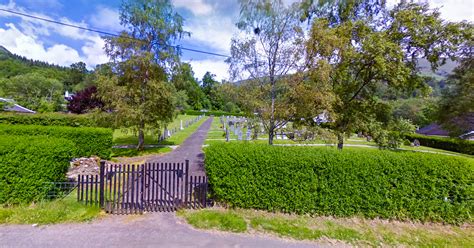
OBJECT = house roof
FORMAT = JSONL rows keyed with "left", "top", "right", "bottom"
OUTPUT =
{"left": 0, "top": 97, "right": 36, "bottom": 113}
{"left": 416, "top": 123, "right": 450, "bottom": 136}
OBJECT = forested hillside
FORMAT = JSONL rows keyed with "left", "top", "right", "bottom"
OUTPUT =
{"left": 0, "top": 46, "right": 91, "bottom": 112}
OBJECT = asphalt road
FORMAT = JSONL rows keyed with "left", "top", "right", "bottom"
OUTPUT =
{"left": 0, "top": 213, "right": 329, "bottom": 248}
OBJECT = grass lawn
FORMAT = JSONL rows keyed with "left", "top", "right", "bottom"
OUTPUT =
{"left": 0, "top": 192, "right": 101, "bottom": 225}
{"left": 178, "top": 209, "right": 474, "bottom": 247}
{"left": 111, "top": 146, "right": 173, "bottom": 158}
{"left": 113, "top": 114, "right": 202, "bottom": 146}
{"left": 205, "top": 118, "right": 473, "bottom": 159}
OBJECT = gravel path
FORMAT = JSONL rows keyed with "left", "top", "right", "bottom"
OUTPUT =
{"left": 146, "top": 117, "right": 213, "bottom": 176}
{"left": 0, "top": 213, "right": 329, "bottom": 248}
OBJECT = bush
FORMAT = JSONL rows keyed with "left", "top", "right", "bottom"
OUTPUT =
{"left": 183, "top": 109, "right": 245, "bottom": 117}
{"left": 205, "top": 144, "right": 473, "bottom": 224}
{"left": 0, "top": 124, "right": 113, "bottom": 159}
{"left": 0, "top": 112, "right": 97, "bottom": 127}
{"left": 405, "top": 133, "right": 474, "bottom": 155}
{"left": 0, "top": 135, "right": 75, "bottom": 204}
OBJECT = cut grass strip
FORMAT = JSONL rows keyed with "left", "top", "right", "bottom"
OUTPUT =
{"left": 178, "top": 209, "right": 474, "bottom": 247}
{"left": 111, "top": 146, "right": 173, "bottom": 158}
{"left": 177, "top": 209, "right": 247, "bottom": 232}
{"left": 0, "top": 193, "right": 101, "bottom": 225}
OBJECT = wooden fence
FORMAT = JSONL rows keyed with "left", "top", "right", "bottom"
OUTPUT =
{"left": 76, "top": 160, "right": 209, "bottom": 214}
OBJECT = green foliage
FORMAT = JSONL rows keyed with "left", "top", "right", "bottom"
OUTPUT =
{"left": 98, "top": 0, "right": 187, "bottom": 150}
{"left": 178, "top": 210, "right": 247, "bottom": 233}
{"left": 0, "top": 193, "right": 100, "bottom": 224}
{"left": 0, "top": 135, "right": 75, "bottom": 204}
{"left": 304, "top": 1, "right": 468, "bottom": 148}
{"left": 437, "top": 37, "right": 474, "bottom": 136}
{"left": 405, "top": 133, "right": 474, "bottom": 155}
{"left": 205, "top": 144, "right": 473, "bottom": 223}
{"left": 171, "top": 63, "right": 209, "bottom": 110}
{"left": 0, "top": 112, "right": 97, "bottom": 127}
{"left": 0, "top": 124, "right": 113, "bottom": 158}
{"left": 0, "top": 72, "right": 64, "bottom": 112}
{"left": 370, "top": 118, "right": 416, "bottom": 149}
{"left": 391, "top": 98, "right": 438, "bottom": 127}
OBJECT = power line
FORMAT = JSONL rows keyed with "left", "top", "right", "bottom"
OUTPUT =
{"left": 0, "top": 8, "right": 231, "bottom": 58}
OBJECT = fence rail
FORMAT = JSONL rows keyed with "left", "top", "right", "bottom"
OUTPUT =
{"left": 76, "top": 160, "right": 209, "bottom": 214}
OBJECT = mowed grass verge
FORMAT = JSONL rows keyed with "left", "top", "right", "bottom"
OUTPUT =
{"left": 113, "top": 114, "right": 202, "bottom": 145}
{"left": 0, "top": 193, "right": 101, "bottom": 225}
{"left": 178, "top": 208, "right": 474, "bottom": 247}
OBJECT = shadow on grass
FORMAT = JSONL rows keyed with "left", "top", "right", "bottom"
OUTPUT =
{"left": 111, "top": 147, "right": 173, "bottom": 158}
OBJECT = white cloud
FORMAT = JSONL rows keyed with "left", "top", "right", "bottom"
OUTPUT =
{"left": 184, "top": 15, "right": 236, "bottom": 53}
{"left": 0, "top": 23, "right": 83, "bottom": 66}
{"left": 187, "top": 58, "right": 229, "bottom": 81}
{"left": 0, "top": 1, "right": 109, "bottom": 68}
{"left": 90, "top": 6, "right": 122, "bottom": 32}
{"left": 173, "top": 0, "right": 213, "bottom": 16}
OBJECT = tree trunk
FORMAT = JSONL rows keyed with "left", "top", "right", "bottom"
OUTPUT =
{"left": 337, "top": 132, "right": 344, "bottom": 150}
{"left": 137, "top": 120, "right": 145, "bottom": 151}
{"left": 268, "top": 127, "right": 274, "bottom": 145}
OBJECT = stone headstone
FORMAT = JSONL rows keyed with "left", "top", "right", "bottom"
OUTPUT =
{"left": 413, "top": 139, "right": 420, "bottom": 147}
{"left": 226, "top": 128, "right": 230, "bottom": 142}
{"left": 180, "top": 120, "right": 183, "bottom": 130}
{"left": 246, "top": 129, "right": 251, "bottom": 141}
{"left": 238, "top": 129, "right": 243, "bottom": 140}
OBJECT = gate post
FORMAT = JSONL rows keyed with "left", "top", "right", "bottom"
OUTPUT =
{"left": 184, "top": 160, "right": 189, "bottom": 207}
{"left": 99, "top": 160, "right": 105, "bottom": 208}
{"left": 140, "top": 163, "right": 145, "bottom": 213}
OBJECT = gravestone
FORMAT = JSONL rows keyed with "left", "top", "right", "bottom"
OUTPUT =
{"left": 238, "top": 129, "right": 243, "bottom": 141}
{"left": 246, "top": 129, "right": 251, "bottom": 141}
{"left": 180, "top": 120, "right": 183, "bottom": 130}
{"left": 226, "top": 128, "right": 230, "bottom": 142}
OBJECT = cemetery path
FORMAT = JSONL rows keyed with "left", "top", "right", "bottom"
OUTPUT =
{"left": 146, "top": 117, "right": 213, "bottom": 176}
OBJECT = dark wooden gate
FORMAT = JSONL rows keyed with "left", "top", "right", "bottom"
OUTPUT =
{"left": 77, "top": 160, "right": 209, "bottom": 214}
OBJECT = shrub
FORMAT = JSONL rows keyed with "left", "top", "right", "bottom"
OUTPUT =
{"left": 0, "top": 135, "right": 75, "bottom": 204}
{"left": 405, "top": 133, "right": 474, "bottom": 155}
{"left": 67, "top": 86, "right": 104, "bottom": 114}
{"left": 205, "top": 144, "right": 473, "bottom": 224}
{"left": 0, "top": 124, "right": 113, "bottom": 159}
{"left": 0, "top": 112, "right": 97, "bottom": 127}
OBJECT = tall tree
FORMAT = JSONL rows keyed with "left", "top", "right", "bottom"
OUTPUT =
{"left": 97, "top": 0, "right": 188, "bottom": 150}
{"left": 171, "top": 63, "right": 208, "bottom": 110}
{"left": 305, "top": 1, "right": 467, "bottom": 149}
{"left": 201, "top": 72, "right": 223, "bottom": 110}
{"left": 437, "top": 23, "right": 474, "bottom": 136}
{"left": 228, "top": 0, "right": 310, "bottom": 145}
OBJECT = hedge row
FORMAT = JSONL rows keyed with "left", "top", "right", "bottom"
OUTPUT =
{"left": 406, "top": 133, "right": 474, "bottom": 155}
{"left": 0, "top": 112, "right": 97, "bottom": 127}
{"left": 183, "top": 110, "right": 245, "bottom": 117}
{"left": 205, "top": 144, "right": 473, "bottom": 224}
{"left": 0, "top": 135, "right": 75, "bottom": 204}
{"left": 0, "top": 124, "right": 113, "bottom": 159}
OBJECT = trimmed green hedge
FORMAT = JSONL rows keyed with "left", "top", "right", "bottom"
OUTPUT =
{"left": 183, "top": 110, "right": 245, "bottom": 117}
{"left": 205, "top": 144, "right": 473, "bottom": 224}
{"left": 0, "top": 135, "right": 75, "bottom": 204}
{"left": 0, "top": 124, "right": 113, "bottom": 159}
{"left": 0, "top": 112, "right": 97, "bottom": 127}
{"left": 406, "top": 133, "right": 474, "bottom": 155}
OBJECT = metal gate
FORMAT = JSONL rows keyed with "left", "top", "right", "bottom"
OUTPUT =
{"left": 76, "top": 160, "right": 209, "bottom": 214}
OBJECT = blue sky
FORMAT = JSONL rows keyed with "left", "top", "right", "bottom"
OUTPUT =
{"left": 0, "top": 0, "right": 473, "bottom": 81}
